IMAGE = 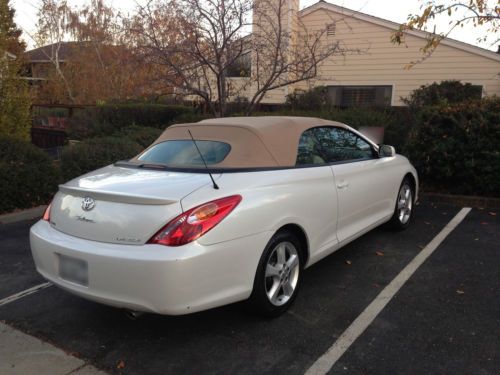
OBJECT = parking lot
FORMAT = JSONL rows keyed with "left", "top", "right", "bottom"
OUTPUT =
{"left": 0, "top": 199, "right": 498, "bottom": 374}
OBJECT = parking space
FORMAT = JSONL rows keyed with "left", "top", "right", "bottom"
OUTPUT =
{"left": 0, "top": 201, "right": 498, "bottom": 374}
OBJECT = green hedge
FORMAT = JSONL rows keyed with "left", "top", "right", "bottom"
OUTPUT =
{"left": 406, "top": 98, "right": 500, "bottom": 196}
{"left": 60, "top": 136, "right": 143, "bottom": 181}
{"left": 0, "top": 138, "right": 60, "bottom": 214}
{"left": 113, "top": 126, "right": 163, "bottom": 148}
{"left": 402, "top": 80, "right": 483, "bottom": 108}
{"left": 68, "top": 103, "right": 194, "bottom": 139}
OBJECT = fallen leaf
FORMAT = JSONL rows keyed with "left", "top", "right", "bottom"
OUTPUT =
{"left": 117, "top": 360, "right": 125, "bottom": 369}
{"left": 456, "top": 289, "right": 465, "bottom": 295}
{"left": 488, "top": 212, "right": 496, "bottom": 216}
{"left": 345, "top": 260, "right": 352, "bottom": 265}
{"left": 480, "top": 222, "right": 488, "bottom": 225}
{"left": 375, "top": 251, "right": 384, "bottom": 256}
{"left": 373, "top": 283, "right": 380, "bottom": 288}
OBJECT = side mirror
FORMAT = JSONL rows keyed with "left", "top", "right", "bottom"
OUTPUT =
{"left": 379, "top": 145, "right": 395, "bottom": 157}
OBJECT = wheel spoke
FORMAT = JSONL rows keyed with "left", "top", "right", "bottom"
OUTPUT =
{"left": 286, "top": 254, "right": 299, "bottom": 270}
{"left": 276, "top": 244, "right": 286, "bottom": 265}
{"left": 405, "top": 188, "right": 410, "bottom": 200}
{"left": 282, "top": 280, "right": 294, "bottom": 297}
{"left": 269, "top": 283, "right": 281, "bottom": 304}
{"left": 398, "top": 199, "right": 406, "bottom": 209}
{"left": 266, "top": 263, "right": 281, "bottom": 278}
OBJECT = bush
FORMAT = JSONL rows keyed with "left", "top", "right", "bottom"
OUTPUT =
{"left": 285, "top": 87, "right": 332, "bottom": 110}
{"left": 406, "top": 98, "right": 500, "bottom": 196}
{"left": 67, "top": 103, "right": 194, "bottom": 139}
{"left": 60, "top": 136, "right": 143, "bottom": 181}
{"left": 403, "top": 80, "right": 482, "bottom": 109}
{"left": 114, "top": 126, "right": 162, "bottom": 148}
{"left": 0, "top": 138, "right": 60, "bottom": 214}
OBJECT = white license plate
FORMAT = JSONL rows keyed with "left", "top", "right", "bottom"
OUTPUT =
{"left": 58, "top": 254, "right": 88, "bottom": 286}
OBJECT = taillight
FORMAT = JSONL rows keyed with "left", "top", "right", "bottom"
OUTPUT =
{"left": 42, "top": 203, "right": 51, "bottom": 221}
{"left": 149, "top": 195, "right": 242, "bottom": 246}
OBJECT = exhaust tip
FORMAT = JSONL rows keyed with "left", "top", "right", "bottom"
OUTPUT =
{"left": 124, "top": 310, "right": 144, "bottom": 320}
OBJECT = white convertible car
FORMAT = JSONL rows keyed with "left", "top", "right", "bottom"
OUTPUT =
{"left": 30, "top": 117, "right": 418, "bottom": 317}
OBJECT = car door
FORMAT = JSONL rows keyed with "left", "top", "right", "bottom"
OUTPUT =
{"left": 295, "top": 128, "right": 339, "bottom": 258}
{"left": 312, "top": 126, "right": 396, "bottom": 244}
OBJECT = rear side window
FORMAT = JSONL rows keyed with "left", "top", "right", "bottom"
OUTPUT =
{"left": 296, "top": 130, "right": 327, "bottom": 165}
{"left": 138, "top": 140, "right": 231, "bottom": 166}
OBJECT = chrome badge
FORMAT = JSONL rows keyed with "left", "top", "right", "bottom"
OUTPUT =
{"left": 81, "top": 197, "right": 95, "bottom": 211}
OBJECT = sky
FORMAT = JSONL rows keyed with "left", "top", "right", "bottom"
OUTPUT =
{"left": 11, "top": 0, "right": 498, "bottom": 52}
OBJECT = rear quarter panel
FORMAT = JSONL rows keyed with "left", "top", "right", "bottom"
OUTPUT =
{"left": 180, "top": 166, "right": 339, "bottom": 260}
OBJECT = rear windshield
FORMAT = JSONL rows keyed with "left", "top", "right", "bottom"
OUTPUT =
{"left": 137, "top": 140, "right": 231, "bottom": 166}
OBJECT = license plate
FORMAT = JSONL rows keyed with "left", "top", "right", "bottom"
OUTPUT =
{"left": 58, "top": 254, "right": 88, "bottom": 286}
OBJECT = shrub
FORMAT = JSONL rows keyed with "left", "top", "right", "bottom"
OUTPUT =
{"left": 285, "top": 87, "right": 332, "bottom": 110}
{"left": 67, "top": 103, "right": 194, "bottom": 139}
{"left": 405, "top": 98, "right": 500, "bottom": 196}
{"left": 114, "top": 126, "right": 162, "bottom": 148}
{"left": 60, "top": 136, "right": 143, "bottom": 181}
{"left": 403, "top": 80, "right": 482, "bottom": 109}
{"left": 0, "top": 138, "right": 60, "bottom": 214}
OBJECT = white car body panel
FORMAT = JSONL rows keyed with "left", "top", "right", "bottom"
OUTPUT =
{"left": 30, "top": 120, "right": 419, "bottom": 315}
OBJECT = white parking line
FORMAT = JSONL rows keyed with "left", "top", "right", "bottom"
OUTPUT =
{"left": 306, "top": 207, "right": 472, "bottom": 375}
{"left": 0, "top": 282, "right": 52, "bottom": 308}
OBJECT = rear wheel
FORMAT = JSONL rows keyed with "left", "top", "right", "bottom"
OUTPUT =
{"left": 248, "top": 231, "right": 303, "bottom": 317}
{"left": 388, "top": 178, "right": 414, "bottom": 230}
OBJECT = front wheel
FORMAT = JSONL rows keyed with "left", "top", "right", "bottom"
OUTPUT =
{"left": 248, "top": 231, "right": 303, "bottom": 317}
{"left": 388, "top": 178, "right": 414, "bottom": 230}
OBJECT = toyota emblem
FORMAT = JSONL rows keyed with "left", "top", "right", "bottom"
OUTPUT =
{"left": 81, "top": 197, "right": 95, "bottom": 211}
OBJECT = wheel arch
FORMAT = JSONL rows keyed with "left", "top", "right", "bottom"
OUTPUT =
{"left": 403, "top": 172, "right": 418, "bottom": 202}
{"left": 275, "top": 223, "right": 310, "bottom": 267}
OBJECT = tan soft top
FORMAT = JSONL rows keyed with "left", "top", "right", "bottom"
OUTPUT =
{"left": 138, "top": 116, "right": 348, "bottom": 168}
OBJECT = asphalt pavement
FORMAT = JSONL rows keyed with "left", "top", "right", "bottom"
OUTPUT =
{"left": 0, "top": 200, "right": 498, "bottom": 374}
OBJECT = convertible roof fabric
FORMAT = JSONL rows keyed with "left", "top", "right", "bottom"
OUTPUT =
{"left": 137, "top": 116, "right": 347, "bottom": 168}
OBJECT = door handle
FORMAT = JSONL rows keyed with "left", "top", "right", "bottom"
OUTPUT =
{"left": 337, "top": 181, "right": 349, "bottom": 189}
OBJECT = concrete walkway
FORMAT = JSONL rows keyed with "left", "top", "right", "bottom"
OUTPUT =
{"left": 0, "top": 322, "right": 107, "bottom": 375}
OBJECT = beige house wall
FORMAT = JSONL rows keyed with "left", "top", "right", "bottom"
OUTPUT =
{"left": 295, "top": 6, "right": 500, "bottom": 105}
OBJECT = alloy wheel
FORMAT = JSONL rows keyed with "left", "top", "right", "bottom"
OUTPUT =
{"left": 397, "top": 183, "right": 413, "bottom": 224}
{"left": 264, "top": 241, "right": 300, "bottom": 306}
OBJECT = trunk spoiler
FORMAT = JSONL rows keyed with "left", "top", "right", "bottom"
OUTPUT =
{"left": 58, "top": 185, "right": 177, "bottom": 205}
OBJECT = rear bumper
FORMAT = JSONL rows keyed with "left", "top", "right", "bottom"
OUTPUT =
{"left": 30, "top": 220, "right": 271, "bottom": 315}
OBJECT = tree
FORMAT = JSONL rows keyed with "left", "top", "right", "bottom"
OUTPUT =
{"left": 0, "top": 0, "right": 31, "bottom": 141}
{"left": 0, "top": 0, "right": 25, "bottom": 55}
{"left": 33, "top": 0, "right": 162, "bottom": 104}
{"left": 35, "top": 0, "right": 76, "bottom": 102}
{"left": 130, "top": 0, "right": 350, "bottom": 117}
{"left": 393, "top": 0, "right": 500, "bottom": 65}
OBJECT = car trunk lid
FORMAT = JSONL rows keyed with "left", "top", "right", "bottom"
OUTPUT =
{"left": 49, "top": 165, "right": 216, "bottom": 245}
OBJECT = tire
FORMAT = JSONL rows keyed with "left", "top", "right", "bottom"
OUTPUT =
{"left": 388, "top": 177, "right": 415, "bottom": 230}
{"left": 248, "top": 231, "right": 304, "bottom": 318}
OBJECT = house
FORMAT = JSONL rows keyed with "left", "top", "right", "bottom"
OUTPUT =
{"left": 231, "top": 0, "right": 500, "bottom": 106}
{"left": 23, "top": 42, "right": 81, "bottom": 85}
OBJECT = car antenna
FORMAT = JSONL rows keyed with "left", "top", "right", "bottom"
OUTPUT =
{"left": 188, "top": 129, "right": 219, "bottom": 190}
